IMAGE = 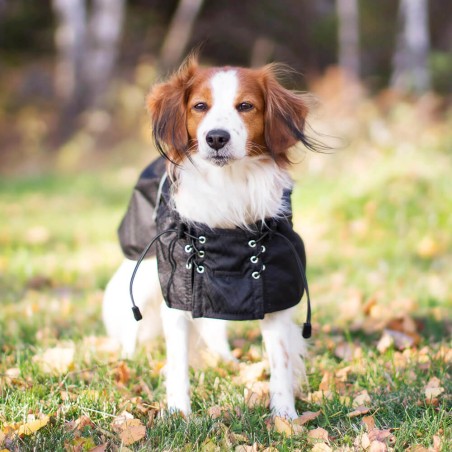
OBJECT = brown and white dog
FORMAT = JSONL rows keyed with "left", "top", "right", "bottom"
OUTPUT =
{"left": 103, "top": 57, "right": 315, "bottom": 419}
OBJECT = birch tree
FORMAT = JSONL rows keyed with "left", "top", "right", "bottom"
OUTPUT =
{"left": 52, "top": 0, "right": 125, "bottom": 138}
{"left": 391, "top": 0, "right": 431, "bottom": 93}
{"left": 336, "top": 0, "right": 360, "bottom": 79}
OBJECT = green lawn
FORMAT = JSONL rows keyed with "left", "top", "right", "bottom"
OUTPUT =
{"left": 0, "top": 104, "right": 451, "bottom": 450}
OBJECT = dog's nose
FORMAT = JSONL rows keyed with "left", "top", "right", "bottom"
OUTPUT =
{"left": 206, "top": 129, "right": 230, "bottom": 151}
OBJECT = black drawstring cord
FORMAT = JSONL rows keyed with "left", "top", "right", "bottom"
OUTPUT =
{"left": 273, "top": 231, "right": 312, "bottom": 339}
{"left": 129, "top": 229, "right": 178, "bottom": 321}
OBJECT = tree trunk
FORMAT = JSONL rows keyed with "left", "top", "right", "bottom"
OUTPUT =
{"left": 336, "top": 0, "right": 360, "bottom": 79}
{"left": 52, "top": 0, "right": 125, "bottom": 141}
{"left": 159, "top": 0, "right": 204, "bottom": 74}
{"left": 391, "top": 0, "right": 431, "bottom": 93}
{"left": 85, "top": 0, "right": 126, "bottom": 107}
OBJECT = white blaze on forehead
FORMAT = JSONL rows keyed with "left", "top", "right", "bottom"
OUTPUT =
{"left": 197, "top": 69, "right": 248, "bottom": 161}
{"left": 210, "top": 70, "right": 238, "bottom": 110}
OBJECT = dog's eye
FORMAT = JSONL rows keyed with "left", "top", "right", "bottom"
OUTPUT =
{"left": 193, "top": 102, "right": 208, "bottom": 112}
{"left": 237, "top": 102, "right": 253, "bottom": 112}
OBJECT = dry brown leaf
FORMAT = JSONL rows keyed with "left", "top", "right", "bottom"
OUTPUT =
{"left": 120, "top": 423, "right": 146, "bottom": 446}
{"left": 369, "top": 429, "right": 394, "bottom": 443}
{"left": 347, "top": 405, "right": 370, "bottom": 418}
{"left": 294, "top": 411, "right": 321, "bottom": 426}
{"left": 111, "top": 411, "right": 134, "bottom": 432}
{"left": 311, "top": 443, "right": 332, "bottom": 452}
{"left": 244, "top": 382, "right": 270, "bottom": 409}
{"left": 274, "top": 416, "right": 294, "bottom": 436}
{"left": 335, "top": 342, "right": 354, "bottom": 361}
{"left": 369, "top": 440, "right": 387, "bottom": 452}
{"left": 17, "top": 415, "right": 50, "bottom": 436}
{"left": 308, "top": 427, "right": 329, "bottom": 442}
{"left": 207, "top": 405, "right": 223, "bottom": 420}
{"left": 233, "top": 362, "right": 268, "bottom": 386}
{"left": 424, "top": 377, "right": 444, "bottom": 400}
{"left": 33, "top": 346, "right": 75, "bottom": 374}
{"left": 377, "top": 332, "right": 394, "bottom": 353}
{"left": 432, "top": 435, "right": 442, "bottom": 451}
{"left": 235, "top": 444, "right": 258, "bottom": 452}
{"left": 88, "top": 444, "right": 108, "bottom": 452}
{"left": 407, "top": 446, "right": 429, "bottom": 452}
{"left": 74, "top": 415, "right": 94, "bottom": 431}
{"left": 362, "top": 415, "right": 376, "bottom": 431}
{"left": 305, "top": 390, "right": 333, "bottom": 404}
{"left": 114, "top": 361, "right": 131, "bottom": 385}
{"left": 353, "top": 390, "right": 372, "bottom": 407}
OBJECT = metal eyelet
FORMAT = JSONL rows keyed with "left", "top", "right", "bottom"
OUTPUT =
{"left": 186, "top": 262, "right": 192, "bottom": 270}
{"left": 251, "top": 271, "right": 260, "bottom": 279}
{"left": 184, "top": 244, "right": 193, "bottom": 253}
{"left": 198, "top": 250, "right": 205, "bottom": 258}
{"left": 250, "top": 256, "right": 258, "bottom": 264}
{"left": 198, "top": 236, "right": 206, "bottom": 244}
{"left": 261, "top": 265, "right": 266, "bottom": 271}
{"left": 248, "top": 240, "right": 256, "bottom": 248}
{"left": 196, "top": 265, "right": 205, "bottom": 274}
{"left": 261, "top": 245, "right": 266, "bottom": 253}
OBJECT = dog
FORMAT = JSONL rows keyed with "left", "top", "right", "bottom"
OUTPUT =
{"left": 103, "top": 56, "right": 315, "bottom": 419}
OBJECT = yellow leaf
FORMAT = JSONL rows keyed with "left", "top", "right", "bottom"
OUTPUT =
{"left": 274, "top": 417, "right": 294, "bottom": 436}
{"left": 17, "top": 415, "right": 50, "bottom": 436}
{"left": 120, "top": 424, "right": 146, "bottom": 446}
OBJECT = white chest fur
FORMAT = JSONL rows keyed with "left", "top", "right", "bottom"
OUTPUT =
{"left": 172, "top": 155, "right": 293, "bottom": 228}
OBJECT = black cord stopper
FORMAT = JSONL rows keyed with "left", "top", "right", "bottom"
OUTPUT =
{"left": 302, "top": 322, "right": 312, "bottom": 339}
{"left": 132, "top": 306, "right": 143, "bottom": 321}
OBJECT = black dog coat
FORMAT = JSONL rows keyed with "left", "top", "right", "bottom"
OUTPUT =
{"left": 118, "top": 158, "right": 308, "bottom": 322}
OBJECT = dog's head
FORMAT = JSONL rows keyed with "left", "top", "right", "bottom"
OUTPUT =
{"left": 147, "top": 56, "right": 311, "bottom": 168}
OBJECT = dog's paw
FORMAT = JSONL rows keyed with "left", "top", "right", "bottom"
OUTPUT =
{"left": 272, "top": 406, "right": 298, "bottom": 420}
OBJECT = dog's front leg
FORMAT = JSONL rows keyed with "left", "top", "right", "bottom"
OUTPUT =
{"left": 161, "top": 302, "right": 191, "bottom": 416}
{"left": 260, "top": 310, "right": 298, "bottom": 419}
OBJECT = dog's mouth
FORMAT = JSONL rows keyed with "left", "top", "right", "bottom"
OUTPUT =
{"left": 208, "top": 155, "right": 232, "bottom": 167}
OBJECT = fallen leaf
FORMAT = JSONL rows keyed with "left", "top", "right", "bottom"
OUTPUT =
{"left": 384, "top": 329, "right": 417, "bottom": 350}
{"left": 233, "top": 362, "right": 268, "bottom": 386}
{"left": 120, "top": 423, "right": 146, "bottom": 446}
{"left": 244, "top": 382, "right": 270, "bottom": 409}
{"left": 432, "top": 435, "right": 442, "bottom": 451}
{"left": 17, "top": 415, "right": 50, "bottom": 436}
{"left": 425, "top": 387, "right": 444, "bottom": 399}
{"left": 369, "top": 440, "right": 387, "bottom": 452}
{"left": 114, "top": 361, "right": 131, "bottom": 385}
{"left": 347, "top": 405, "right": 370, "bottom": 418}
{"left": 376, "top": 332, "right": 394, "bottom": 353}
{"left": 207, "top": 405, "right": 223, "bottom": 419}
{"left": 294, "top": 411, "right": 321, "bottom": 426}
{"left": 74, "top": 415, "right": 94, "bottom": 431}
{"left": 274, "top": 416, "right": 293, "bottom": 436}
{"left": 369, "top": 429, "right": 394, "bottom": 443}
{"left": 353, "top": 390, "right": 372, "bottom": 407}
{"left": 33, "top": 345, "right": 75, "bottom": 374}
{"left": 308, "top": 427, "right": 329, "bottom": 442}
{"left": 88, "top": 444, "right": 108, "bottom": 452}
{"left": 311, "top": 443, "right": 332, "bottom": 452}
{"left": 362, "top": 415, "right": 375, "bottom": 431}
{"left": 111, "top": 411, "right": 134, "bottom": 432}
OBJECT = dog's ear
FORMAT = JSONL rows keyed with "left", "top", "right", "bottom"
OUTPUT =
{"left": 147, "top": 56, "right": 198, "bottom": 163}
{"left": 260, "top": 65, "right": 310, "bottom": 166}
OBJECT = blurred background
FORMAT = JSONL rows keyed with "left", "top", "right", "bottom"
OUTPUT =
{"left": 0, "top": 0, "right": 451, "bottom": 349}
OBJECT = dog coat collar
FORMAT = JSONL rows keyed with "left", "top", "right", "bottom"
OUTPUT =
{"left": 119, "top": 158, "right": 312, "bottom": 337}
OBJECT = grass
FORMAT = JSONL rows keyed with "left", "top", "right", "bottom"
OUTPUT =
{"left": 0, "top": 99, "right": 451, "bottom": 450}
